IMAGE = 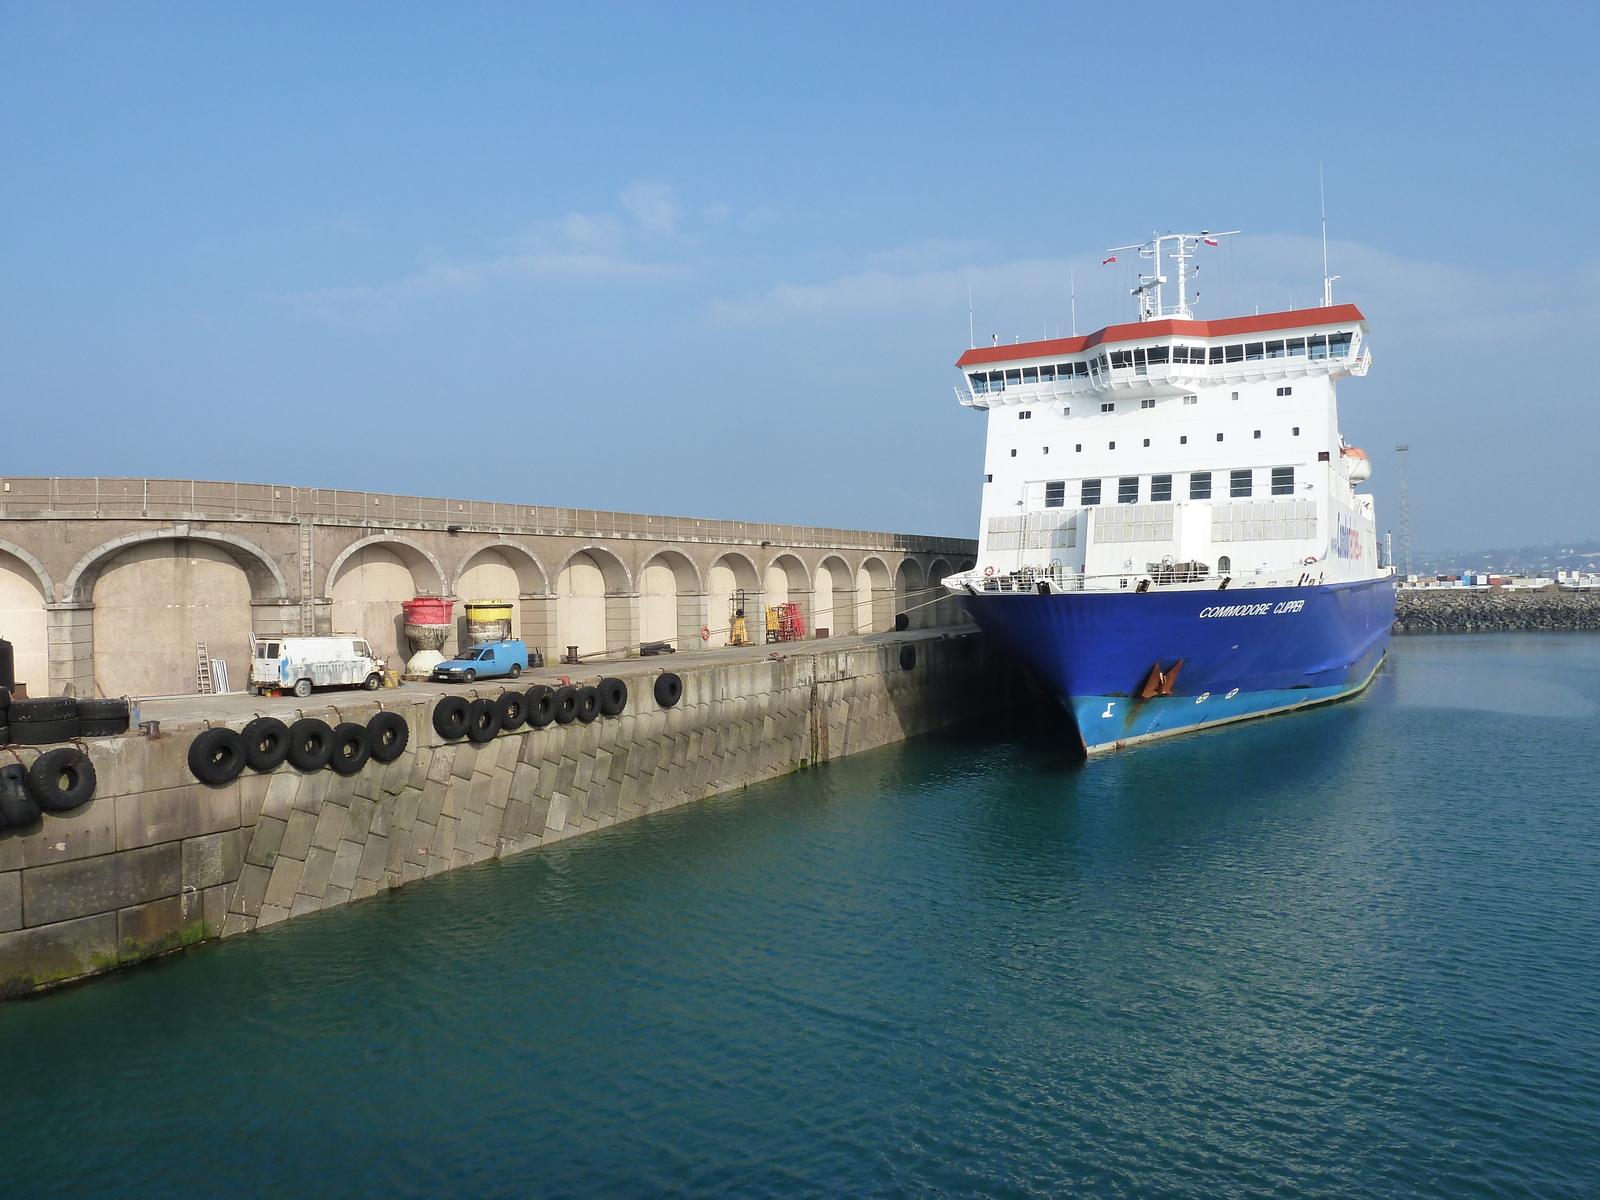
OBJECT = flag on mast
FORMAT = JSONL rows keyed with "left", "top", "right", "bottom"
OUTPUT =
{"left": 1203, "top": 237, "right": 1218, "bottom": 246}
{"left": 1102, "top": 255, "right": 1116, "bottom": 265}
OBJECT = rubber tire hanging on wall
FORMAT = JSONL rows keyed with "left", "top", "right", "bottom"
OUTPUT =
{"left": 597, "top": 677, "right": 627, "bottom": 717}
{"left": 0, "top": 763, "right": 40, "bottom": 827}
{"left": 286, "top": 718, "right": 335, "bottom": 772}
{"left": 496, "top": 691, "right": 527, "bottom": 732}
{"left": 11, "top": 718, "right": 80, "bottom": 745}
{"left": 574, "top": 686, "right": 601, "bottom": 725}
{"left": 241, "top": 716, "right": 291, "bottom": 772}
{"left": 894, "top": 613, "right": 910, "bottom": 631}
{"left": 328, "top": 723, "right": 372, "bottom": 775}
{"left": 899, "top": 645, "right": 917, "bottom": 670}
{"left": 367, "top": 712, "right": 409, "bottom": 763}
{"left": 432, "top": 696, "right": 471, "bottom": 740}
{"left": 78, "top": 698, "right": 131, "bottom": 738}
{"left": 551, "top": 685, "right": 579, "bottom": 725}
{"left": 653, "top": 672, "right": 683, "bottom": 709}
{"left": 188, "top": 727, "right": 248, "bottom": 786}
{"left": 27, "top": 746, "right": 97, "bottom": 812}
{"left": 466, "top": 697, "right": 501, "bottom": 743}
{"left": 524, "top": 685, "right": 556, "bottom": 728}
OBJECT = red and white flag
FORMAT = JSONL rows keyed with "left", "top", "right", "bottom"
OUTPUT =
{"left": 1203, "top": 237, "right": 1218, "bottom": 246}
{"left": 1102, "top": 255, "right": 1116, "bottom": 265}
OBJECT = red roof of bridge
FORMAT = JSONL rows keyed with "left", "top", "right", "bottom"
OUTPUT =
{"left": 954, "top": 304, "right": 1366, "bottom": 368}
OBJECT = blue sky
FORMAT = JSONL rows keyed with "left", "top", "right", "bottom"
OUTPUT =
{"left": 1, "top": 1, "right": 1594, "bottom": 550}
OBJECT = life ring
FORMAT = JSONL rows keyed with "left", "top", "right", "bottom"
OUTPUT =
{"left": 700, "top": 626, "right": 710, "bottom": 641}
{"left": 983, "top": 566, "right": 995, "bottom": 577}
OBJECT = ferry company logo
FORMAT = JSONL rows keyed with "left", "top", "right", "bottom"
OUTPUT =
{"left": 1199, "top": 599, "right": 1306, "bottom": 618}
{"left": 1334, "top": 513, "right": 1363, "bottom": 560}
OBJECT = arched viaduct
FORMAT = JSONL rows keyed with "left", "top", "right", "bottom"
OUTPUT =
{"left": 0, "top": 478, "right": 975, "bottom": 699}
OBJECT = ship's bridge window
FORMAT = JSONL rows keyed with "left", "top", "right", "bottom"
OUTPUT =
{"left": 1172, "top": 345, "right": 1189, "bottom": 363}
{"left": 968, "top": 373, "right": 988, "bottom": 393}
{"left": 1133, "top": 348, "right": 1148, "bottom": 374}
{"left": 1151, "top": 474, "right": 1173, "bottom": 501}
{"left": 1190, "top": 471, "right": 1212, "bottom": 500}
{"left": 1022, "top": 366, "right": 1039, "bottom": 383}
{"left": 1075, "top": 362, "right": 1090, "bottom": 377}
{"left": 1329, "top": 332, "right": 1353, "bottom": 357}
{"left": 1271, "top": 466, "right": 1295, "bottom": 495}
{"left": 1210, "top": 346, "right": 1225, "bottom": 364}
{"left": 1230, "top": 469, "right": 1253, "bottom": 497}
{"left": 1287, "top": 337, "right": 1306, "bottom": 357}
{"left": 1118, "top": 477, "right": 1139, "bottom": 504}
{"left": 1308, "top": 335, "right": 1328, "bottom": 359}
{"left": 1245, "top": 342, "right": 1265, "bottom": 361}
{"left": 1146, "top": 346, "right": 1169, "bottom": 365}
{"left": 989, "top": 370, "right": 1005, "bottom": 389}
{"left": 1111, "top": 350, "right": 1132, "bottom": 370}
{"left": 1081, "top": 479, "right": 1102, "bottom": 505}
{"left": 1225, "top": 344, "right": 1244, "bottom": 363}
{"left": 1045, "top": 481, "right": 1065, "bottom": 508}
{"left": 1040, "top": 365, "right": 1055, "bottom": 381}
{"left": 1265, "top": 340, "right": 1285, "bottom": 358}
{"left": 1005, "top": 369, "right": 1022, "bottom": 385}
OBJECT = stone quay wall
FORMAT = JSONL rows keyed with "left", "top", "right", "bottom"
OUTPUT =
{"left": 1394, "top": 589, "right": 1600, "bottom": 633}
{"left": 0, "top": 633, "right": 994, "bottom": 998}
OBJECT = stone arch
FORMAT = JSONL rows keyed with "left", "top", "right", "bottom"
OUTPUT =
{"left": 857, "top": 555, "right": 894, "bottom": 635}
{"left": 639, "top": 548, "right": 704, "bottom": 651}
{"left": 0, "top": 542, "right": 51, "bottom": 695}
{"left": 327, "top": 536, "right": 449, "bottom": 665}
{"left": 927, "top": 558, "right": 957, "bottom": 627}
{"left": 453, "top": 540, "right": 551, "bottom": 653}
{"left": 763, "top": 553, "right": 810, "bottom": 642}
{"left": 896, "top": 558, "right": 927, "bottom": 629}
{"left": 556, "top": 545, "right": 634, "bottom": 660}
{"left": 707, "top": 552, "right": 761, "bottom": 647}
{"left": 67, "top": 527, "right": 287, "bottom": 605}
{"left": 813, "top": 554, "right": 856, "bottom": 637}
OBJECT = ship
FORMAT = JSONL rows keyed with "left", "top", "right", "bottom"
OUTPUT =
{"left": 943, "top": 231, "right": 1396, "bottom": 753}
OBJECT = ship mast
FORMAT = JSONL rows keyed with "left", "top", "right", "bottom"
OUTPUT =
{"left": 1109, "top": 230, "right": 1240, "bottom": 321}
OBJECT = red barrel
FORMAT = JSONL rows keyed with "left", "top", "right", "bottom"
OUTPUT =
{"left": 402, "top": 597, "right": 453, "bottom": 625}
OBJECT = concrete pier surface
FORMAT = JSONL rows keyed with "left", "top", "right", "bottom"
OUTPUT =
{"left": 0, "top": 625, "right": 1002, "bottom": 998}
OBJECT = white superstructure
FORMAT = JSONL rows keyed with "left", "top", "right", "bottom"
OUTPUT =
{"left": 952, "top": 250, "right": 1381, "bottom": 594}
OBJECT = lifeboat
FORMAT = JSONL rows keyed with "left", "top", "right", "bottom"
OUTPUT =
{"left": 1341, "top": 446, "right": 1372, "bottom": 482}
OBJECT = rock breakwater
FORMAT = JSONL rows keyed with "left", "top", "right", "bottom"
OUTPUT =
{"left": 1394, "top": 590, "right": 1600, "bottom": 633}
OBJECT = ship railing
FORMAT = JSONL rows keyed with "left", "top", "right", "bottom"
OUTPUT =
{"left": 953, "top": 566, "right": 1238, "bottom": 595}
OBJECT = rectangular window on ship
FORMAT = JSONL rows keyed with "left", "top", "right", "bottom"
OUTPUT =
{"left": 1118, "top": 476, "right": 1139, "bottom": 504}
{"left": 968, "top": 373, "right": 987, "bottom": 393}
{"left": 1022, "top": 367, "right": 1039, "bottom": 383}
{"left": 1146, "top": 346, "right": 1169, "bottom": 365}
{"left": 1005, "top": 369, "right": 1022, "bottom": 385}
{"left": 1308, "top": 335, "right": 1327, "bottom": 359}
{"left": 1039, "top": 365, "right": 1055, "bottom": 382}
{"left": 1210, "top": 347, "right": 1225, "bottom": 364}
{"left": 1271, "top": 466, "right": 1294, "bottom": 495}
{"left": 1330, "top": 332, "right": 1353, "bottom": 357}
{"left": 1045, "top": 481, "right": 1065, "bottom": 507}
{"left": 1081, "top": 479, "right": 1102, "bottom": 506}
{"left": 1190, "top": 471, "right": 1212, "bottom": 500}
{"left": 1265, "top": 340, "right": 1285, "bottom": 358}
{"left": 1245, "top": 342, "right": 1264, "bottom": 361}
{"left": 1225, "top": 344, "right": 1244, "bottom": 363}
{"left": 1151, "top": 474, "right": 1173, "bottom": 501}
{"left": 1111, "top": 350, "right": 1131, "bottom": 370}
{"left": 989, "top": 370, "right": 1005, "bottom": 389}
{"left": 1231, "top": 469, "right": 1253, "bottom": 497}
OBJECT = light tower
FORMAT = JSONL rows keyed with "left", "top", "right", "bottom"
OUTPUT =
{"left": 1395, "top": 445, "right": 1413, "bottom": 578}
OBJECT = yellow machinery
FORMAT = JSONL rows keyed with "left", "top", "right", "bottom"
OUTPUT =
{"left": 728, "top": 591, "right": 751, "bottom": 646}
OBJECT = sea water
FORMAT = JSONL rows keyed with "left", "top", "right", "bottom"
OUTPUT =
{"left": 2, "top": 634, "right": 1597, "bottom": 1198}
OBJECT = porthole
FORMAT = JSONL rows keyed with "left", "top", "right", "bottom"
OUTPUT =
{"left": 1143, "top": 438, "right": 1150, "bottom": 447}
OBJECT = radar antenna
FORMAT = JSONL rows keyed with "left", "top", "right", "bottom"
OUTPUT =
{"left": 1107, "top": 230, "right": 1240, "bottom": 320}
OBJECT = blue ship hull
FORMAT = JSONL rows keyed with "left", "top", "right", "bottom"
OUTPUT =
{"left": 959, "top": 576, "right": 1397, "bottom": 752}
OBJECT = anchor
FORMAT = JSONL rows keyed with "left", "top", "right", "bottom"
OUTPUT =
{"left": 1138, "top": 659, "right": 1184, "bottom": 699}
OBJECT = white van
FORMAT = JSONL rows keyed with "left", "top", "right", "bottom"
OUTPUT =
{"left": 251, "top": 636, "right": 385, "bottom": 697}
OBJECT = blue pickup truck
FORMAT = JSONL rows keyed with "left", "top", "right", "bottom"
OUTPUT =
{"left": 431, "top": 640, "right": 533, "bottom": 683}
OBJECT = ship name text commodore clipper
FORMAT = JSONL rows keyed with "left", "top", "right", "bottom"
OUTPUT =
{"left": 943, "top": 231, "right": 1397, "bottom": 753}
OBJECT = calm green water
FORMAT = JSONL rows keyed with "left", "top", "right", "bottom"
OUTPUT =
{"left": 3, "top": 634, "right": 1598, "bottom": 1199}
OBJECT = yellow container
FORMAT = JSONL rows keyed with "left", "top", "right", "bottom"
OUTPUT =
{"left": 463, "top": 601, "right": 514, "bottom": 623}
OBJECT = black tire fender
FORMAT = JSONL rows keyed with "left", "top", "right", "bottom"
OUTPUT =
{"left": 894, "top": 613, "right": 909, "bottom": 631}
{"left": 653, "top": 672, "right": 683, "bottom": 709}
{"left": 241, "top": 716, "right": 292, "bottom": 772}
{"left": 0, "top": 763, "right": 40, "bottom": 828}
{"left": 286, "top": 718, "right": 335, "bottom": 772}
{"left": 13, "top": 718, "right": 81, "bottom": 745}
{"left": 466, "top": 697, "right": 501, "bottom": 743}
{"left": 78, "top": 698, "right": 130, "bottom": 734}
{"left": 367, "top": 711, "right": 409, "bottom": 763}
{"left": 328, "top": 722, "right": 371, "bottom": 775}
{"left": 551, "top": 685, "right": 579, "bottom": 725}
{"left": 188, "top": 727, "right": 247, "bottom": 786}
{"left": 899, "top": 644, "right": 917, "bottom": 670}
{"left": 524, "top": 685, "right": 555, "bottom": 728}
{"left": 574, "top": 686, "right": 601, "bottom": 725}
{"left": 29, "top": 746, "right": 98, "bottom": 811}
{"left": 10, "top": 696, "right": 79, "bottom": 723}
{"left": 432, "top": 696, "right": 471, "bottom": 740}
{"left": 597, "top": 677, "right": 627, "bottom": 717}
{"left": 496, "top": 691, "right": 527, "bottom": 732}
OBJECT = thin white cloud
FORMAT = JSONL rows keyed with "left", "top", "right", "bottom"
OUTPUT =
{"left": 620, "top": 182, "right": 677, "bottom": 233}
